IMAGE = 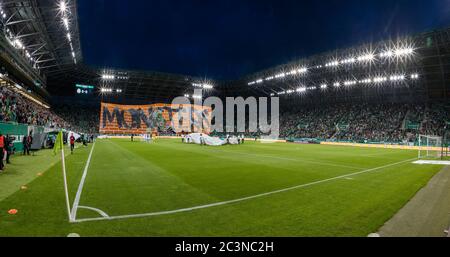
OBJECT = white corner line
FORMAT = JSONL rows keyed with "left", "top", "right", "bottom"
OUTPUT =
{"left": 70, "top": 142, "right": 96, "bottom": 221}
{"left": 72, "top": 157, "right": 418, "bottom": 223}
{"left": 77, "top": 205, "right": 110, "bottom": 218}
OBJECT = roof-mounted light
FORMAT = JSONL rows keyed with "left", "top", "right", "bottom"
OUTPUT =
{"left": 59, "top": 1, "right": 68, "bottom": 13}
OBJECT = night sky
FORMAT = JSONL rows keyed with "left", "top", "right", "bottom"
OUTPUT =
{"left": 78, "top": 0, "right": 450, "bottom": 80}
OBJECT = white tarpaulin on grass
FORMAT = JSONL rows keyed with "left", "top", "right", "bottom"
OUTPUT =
{"left": 184, "top": 133, "right": 240, "bottom": 146}
{"left": 413, "top": 160, "right": 450, "bottom": 165}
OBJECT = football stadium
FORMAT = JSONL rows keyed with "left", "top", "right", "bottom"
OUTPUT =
{"left": 0, "top": 0, "right": 449, "bottom": 245}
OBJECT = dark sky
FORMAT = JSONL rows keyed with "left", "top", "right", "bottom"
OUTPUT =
{"left": 78, "top": 0, "right": 450, "bottom": 80}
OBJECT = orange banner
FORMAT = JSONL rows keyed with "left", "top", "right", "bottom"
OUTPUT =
{"left": 99, "top": 102, "right": 212, "bottom": 135}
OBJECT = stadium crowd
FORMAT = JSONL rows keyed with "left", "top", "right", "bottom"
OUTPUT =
{"left": 0, "top": 86, "right": 98, "bottom": 171}
{"left": 1, "top": 84, "right": 448, "bottom": 145}
{"left": 0, "top": 86, "right": 98, "bottom": 134}
{"left": 53, "top": 105, "right": 99, "bottom": 134}
{"left": 280, "top": 102, "right": 449, "bottom": 143}
{"left": 0, "top": 86, "right": 67, "bottom": 129}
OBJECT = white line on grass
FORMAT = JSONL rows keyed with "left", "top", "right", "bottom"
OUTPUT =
{"left": 155, "top": 142, "right": 365, "bottom": 170}
{"left": 72, "top": 157, "right": 417, "bottom": 223}
{"left": 77, "top": 205, "right": 110, "bottom": 218}
{"left": 210, "top": 149, "right": 365, "bottom": 170}
{"left": 70, "top": 142, "right": 96, "bottom": 221}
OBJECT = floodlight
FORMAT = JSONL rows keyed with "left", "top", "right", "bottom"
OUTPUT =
{"left": 14, "top": 39, "right": 23, "bottom": 49}
{"left": 102, "top": 74, "right": 115, "bottom": 80}
{"left": 394, "top": 48, "right": 414, "bottom": 57}
{"left": 342, "top": 58, "right": 356, "bottom": 64}
{"left": 59, "top": 1, "right": 67, "bottom": 13}
{"left": 63, "top": 18, "right": 69, "bottom": 30}
{"left": 357, "top": 54, "right": 375, "bottom": 62}
{"left": 297, "top": 67, "right": 308, "bottom": 73}
{"left": 275, "top": 73, "right": 286, "bottom": 79}
{"left": 373, "top": 76, "right": 387, "bottom": 83}
{"left": 343, "top": 80, "right": 357, "bottom": 86}
{"left": 380, "top": 50, "right": 393, "bottom": 58}
{"left": 389, "top": 75, "right": 405, "bottom": 81}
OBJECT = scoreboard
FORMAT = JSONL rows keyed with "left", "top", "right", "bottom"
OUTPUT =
{"left": 75, "top": 84, "right": 95, "bottom": 95}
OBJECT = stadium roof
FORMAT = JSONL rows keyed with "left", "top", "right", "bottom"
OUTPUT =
{"left": 47, "top": 65, "right": 218, "bottom": 104}
{"left": 1, "top": 0, "right": 81, "bottom": 74}
{"left": 223, "top": 28, "right": 450, "bottom": 103}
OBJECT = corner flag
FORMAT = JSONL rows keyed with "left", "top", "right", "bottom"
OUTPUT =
{"left": 53, "top": 131, "right": 64, "bottom": 155}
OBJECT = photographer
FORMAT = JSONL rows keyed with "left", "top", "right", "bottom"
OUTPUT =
{"left": 23, "top": 132, "right": 33, "bottom": 155}
{"left": 0, "top": 133, "right": 4, "bottom": 171}
{"left": 5, "top": 135, "right": 14, "bottom": 164}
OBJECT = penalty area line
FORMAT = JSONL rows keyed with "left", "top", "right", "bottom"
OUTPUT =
{"left": 72, "top": 157, "right": 417, "bottom": 223}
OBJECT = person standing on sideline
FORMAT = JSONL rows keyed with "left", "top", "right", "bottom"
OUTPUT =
{"left": 70, "top": 133, "right": 76, "bottom": 154}
{"left": 0, "top": 133, "right": 5, "bottom": 171}
{"left": 82, "top": 134, "right": 88, "bottom": 147}
{"left": 131, "top": 134, "right": 134, "bottom": 142}
{"left": 200, "top": 133, "right": 204, "bottom": 145}
{"left": 22, "top": 134, "right": 29, "bottom": 155}
{"left": 23, "top": 132, "right": 32, "bottom": 155}
{"left": 5, "top": 135, "right": 13, "bottom": 164}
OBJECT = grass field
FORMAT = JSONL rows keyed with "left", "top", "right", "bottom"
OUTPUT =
{"left": 0, "top": 138, "right": 445, "bottom": 236}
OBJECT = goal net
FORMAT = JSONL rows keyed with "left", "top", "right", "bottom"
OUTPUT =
{"left": 418, "top": 135, "right": 442, "bottom": 159}
{"left": 442, "top": 129, "right": 450, "bottom": 159}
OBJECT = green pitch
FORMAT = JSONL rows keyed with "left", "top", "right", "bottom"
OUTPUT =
{"left": 0, "top": 138, "right": 444, "bottom": 236}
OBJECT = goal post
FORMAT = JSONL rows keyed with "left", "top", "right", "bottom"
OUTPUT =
{"left": 418, "top": 135, "right": 442, "bottom": 159}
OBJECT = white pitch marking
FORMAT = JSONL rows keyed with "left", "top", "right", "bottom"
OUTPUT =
{"left": 205, "top": 148, "right": 365, "bottom": 170}
{"left": 70, "top": 142, "right": 96, "bottom": 221}
{"left": 77, "top": 205, "right": 110, "bottom": 218}
{"left": 72, "top": 157, "right": 417, "bottom": 223}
